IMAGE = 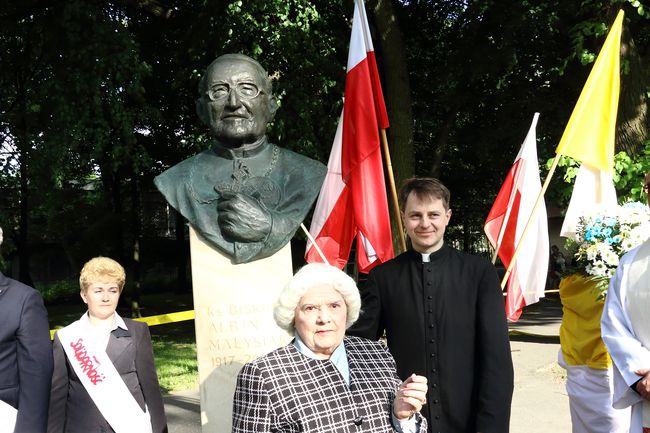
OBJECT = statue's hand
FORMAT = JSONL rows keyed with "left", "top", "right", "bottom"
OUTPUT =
{"left": 217, "top": 192, "right": 272, "bottom": 242}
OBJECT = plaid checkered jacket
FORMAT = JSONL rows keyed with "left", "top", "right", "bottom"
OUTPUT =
{"left": 232, "top": 335, "right": 426, "bottom": 432}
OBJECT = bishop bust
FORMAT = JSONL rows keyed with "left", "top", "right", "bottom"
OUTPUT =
{"left": 154, "top": 54, "right": 326, "bottom": 264}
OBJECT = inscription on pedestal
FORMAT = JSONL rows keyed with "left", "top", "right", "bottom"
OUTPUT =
{"left": 189, "top": 228, "right": 292, "bottom": 433}
{"left": 202, "top": 304, "right": 287, "bottom": 365}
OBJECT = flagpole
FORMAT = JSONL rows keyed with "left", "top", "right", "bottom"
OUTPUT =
{"left": 490, "top": 202, "right": 516, "bottom": 264}
{"left": 301, "top": 223, "right": 330, "bottom": 265}
{"left": 380, "top": 128, "right": 407, "bottom": 253}
{"left": 501, "top": 155, "right": 560, "bottom": 288}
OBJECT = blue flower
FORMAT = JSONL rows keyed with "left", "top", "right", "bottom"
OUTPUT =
{"left": 623, "top": 202, "right": 644, "bottom": 210}
{"left": 603, "top": 217, "right": 617, "bottom": 227}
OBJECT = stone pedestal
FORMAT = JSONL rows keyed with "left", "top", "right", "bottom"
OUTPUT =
{"left": 189, "top": 227, "right": 292, "bottom": 433}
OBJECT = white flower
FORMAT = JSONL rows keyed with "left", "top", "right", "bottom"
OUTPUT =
{"left": 601, "top": 248, "right": 619, "bottom": 267}
{"left": 631, "top": 225, "right": 650, "bottom": 243}
{"left": 587, "top": 260, "right": 608, "bottom": 277}
{"left": 571, "top": 201, "right": 650, "bottom": 297}
{"left": 620, "top": 237, "right": 637, "bottom": 252}
{"left": 585, "top": 244, "right": 599, "bottom": 261}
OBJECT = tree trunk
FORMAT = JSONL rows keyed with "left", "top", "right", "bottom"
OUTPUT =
{"left": 617, "top": 31, "right": 649, "bottom": 155}
{"left": 130, "top": 176, "right": 143, "bottom": 317}
{"left": 17, "top": 81, "right": 32, "bottom": 286}
{"left": 367, "top": 0, "right": 413, "bottom": 253}
{"left": 368, "top": 0, "right": 414, "bottom": 186}
{"left": 429, "top": 105, "right": 460, "bottom": 179}
{"left": 99, "top": 163, "right": 126, "bottom": 262}
{"left": 174, "top": 209, "right": 189, "bottom": 294}
{"left": 17, "top": 140, "right": 31, "bottom": 285}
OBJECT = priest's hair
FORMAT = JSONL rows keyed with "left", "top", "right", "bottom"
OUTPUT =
{"left": 274, "top": 263, "right": 361, "bottom": 334}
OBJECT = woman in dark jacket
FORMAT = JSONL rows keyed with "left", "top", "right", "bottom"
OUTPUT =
{"left": 47, "top": 257, "right": 167, "bottom": 433}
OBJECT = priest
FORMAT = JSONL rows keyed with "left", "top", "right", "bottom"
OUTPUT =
{"left": 348, "top": 177, "right": 514, "bottom": 433}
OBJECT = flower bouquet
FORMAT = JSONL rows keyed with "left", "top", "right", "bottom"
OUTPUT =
{"left": 566, "top": 201, "right": 650, "bottom": 299}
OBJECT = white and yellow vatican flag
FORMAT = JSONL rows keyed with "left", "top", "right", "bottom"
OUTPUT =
{"left": 557, "top": 10, "right": 624, "bottom": 238}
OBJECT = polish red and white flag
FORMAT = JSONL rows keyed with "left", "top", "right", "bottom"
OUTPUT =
{"left": 484, "top": 113, "right": 549, "bottom": 321}
{"left": 305, "top": 0, "right": 393, "bottom": 273}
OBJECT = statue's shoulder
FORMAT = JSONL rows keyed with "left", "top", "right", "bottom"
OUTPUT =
{"left": 155, "top": 150, "right": 218, "bottom": 182}
{"left": 275, "top": 145, "right": 326, "bottom": 178}
{"left": 276, "top": 145, "right": 323, "bottom": 165}
{"left": 154, "top": 149, "right": 224, "bottom": 205}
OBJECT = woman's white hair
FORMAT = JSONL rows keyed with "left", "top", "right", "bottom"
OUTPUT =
{"left": 273, "top": 263, "right": 361, "bottom": 334}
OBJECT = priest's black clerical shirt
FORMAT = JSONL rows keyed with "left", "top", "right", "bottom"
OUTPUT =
{"left": 349, "top": 244, "right": 513, "bottom": 433}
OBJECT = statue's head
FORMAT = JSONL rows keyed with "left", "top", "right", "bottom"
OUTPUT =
{"left": 196, "top": 54, "right": 278, "bottom": 148}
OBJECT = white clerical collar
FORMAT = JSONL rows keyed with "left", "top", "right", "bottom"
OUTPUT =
{"left": 418, "top": 243, "right": 447, "bottom": 262}
{"left": 293, "top": 334, "right": 350, "bottom": 385}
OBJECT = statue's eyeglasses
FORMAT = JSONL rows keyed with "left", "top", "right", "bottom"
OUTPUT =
{"left": 208, "top": 82, "right": 263, "bottom": 101}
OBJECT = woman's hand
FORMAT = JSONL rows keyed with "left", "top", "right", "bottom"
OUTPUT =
{"left": 393, "top": 374, "right": 428, "bottom": 420}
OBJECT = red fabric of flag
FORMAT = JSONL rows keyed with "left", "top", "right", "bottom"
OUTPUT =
{"left": 305, "top": 0, "right": 393, "bottom": 273}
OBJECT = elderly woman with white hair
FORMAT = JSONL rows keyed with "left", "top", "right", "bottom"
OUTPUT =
{"left": 232, "top": 263, "right": 428, "bottom": 433}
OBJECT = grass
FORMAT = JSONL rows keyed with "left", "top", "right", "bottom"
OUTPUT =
{"left": 151, "top": 322, "right": 199, "bottom": 393}
{"left": 47, "top": 290, "right": 199, "bottom": 394}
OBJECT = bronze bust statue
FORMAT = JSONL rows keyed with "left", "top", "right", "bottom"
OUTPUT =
{"left": 154, "top": 54, "right": 326, "bottom": 263}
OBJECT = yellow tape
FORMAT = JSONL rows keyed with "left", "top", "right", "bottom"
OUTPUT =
{"left": 50, "top": 310, "right": 195, "bottom": 340}
{"left": 133, "top": 310, "right": 195, "bottom": 326}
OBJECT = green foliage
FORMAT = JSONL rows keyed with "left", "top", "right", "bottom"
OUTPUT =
{"left": 1, "top": 0, "right": 649, "bottom": 273}
{"left": 612, "top": 144, "right": 650, "bottom": 200}
{"left": 38, "top": 279, "right": 80, "bottom": 303}
{"left": 549, "top": 143, "right": 650, "bottom": 209}
{"left": 628, "top": 0, "right": 650, "bottom": 18}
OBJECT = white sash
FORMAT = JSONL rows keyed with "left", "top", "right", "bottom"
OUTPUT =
{"left": 626, "top": 240, "right": 650, "bottom": 431}
{"left": 57, "top": 319, "right": 153, "bottom": 433}
{"left": 0, "top": 399, "right": 17, "bottom": 433}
